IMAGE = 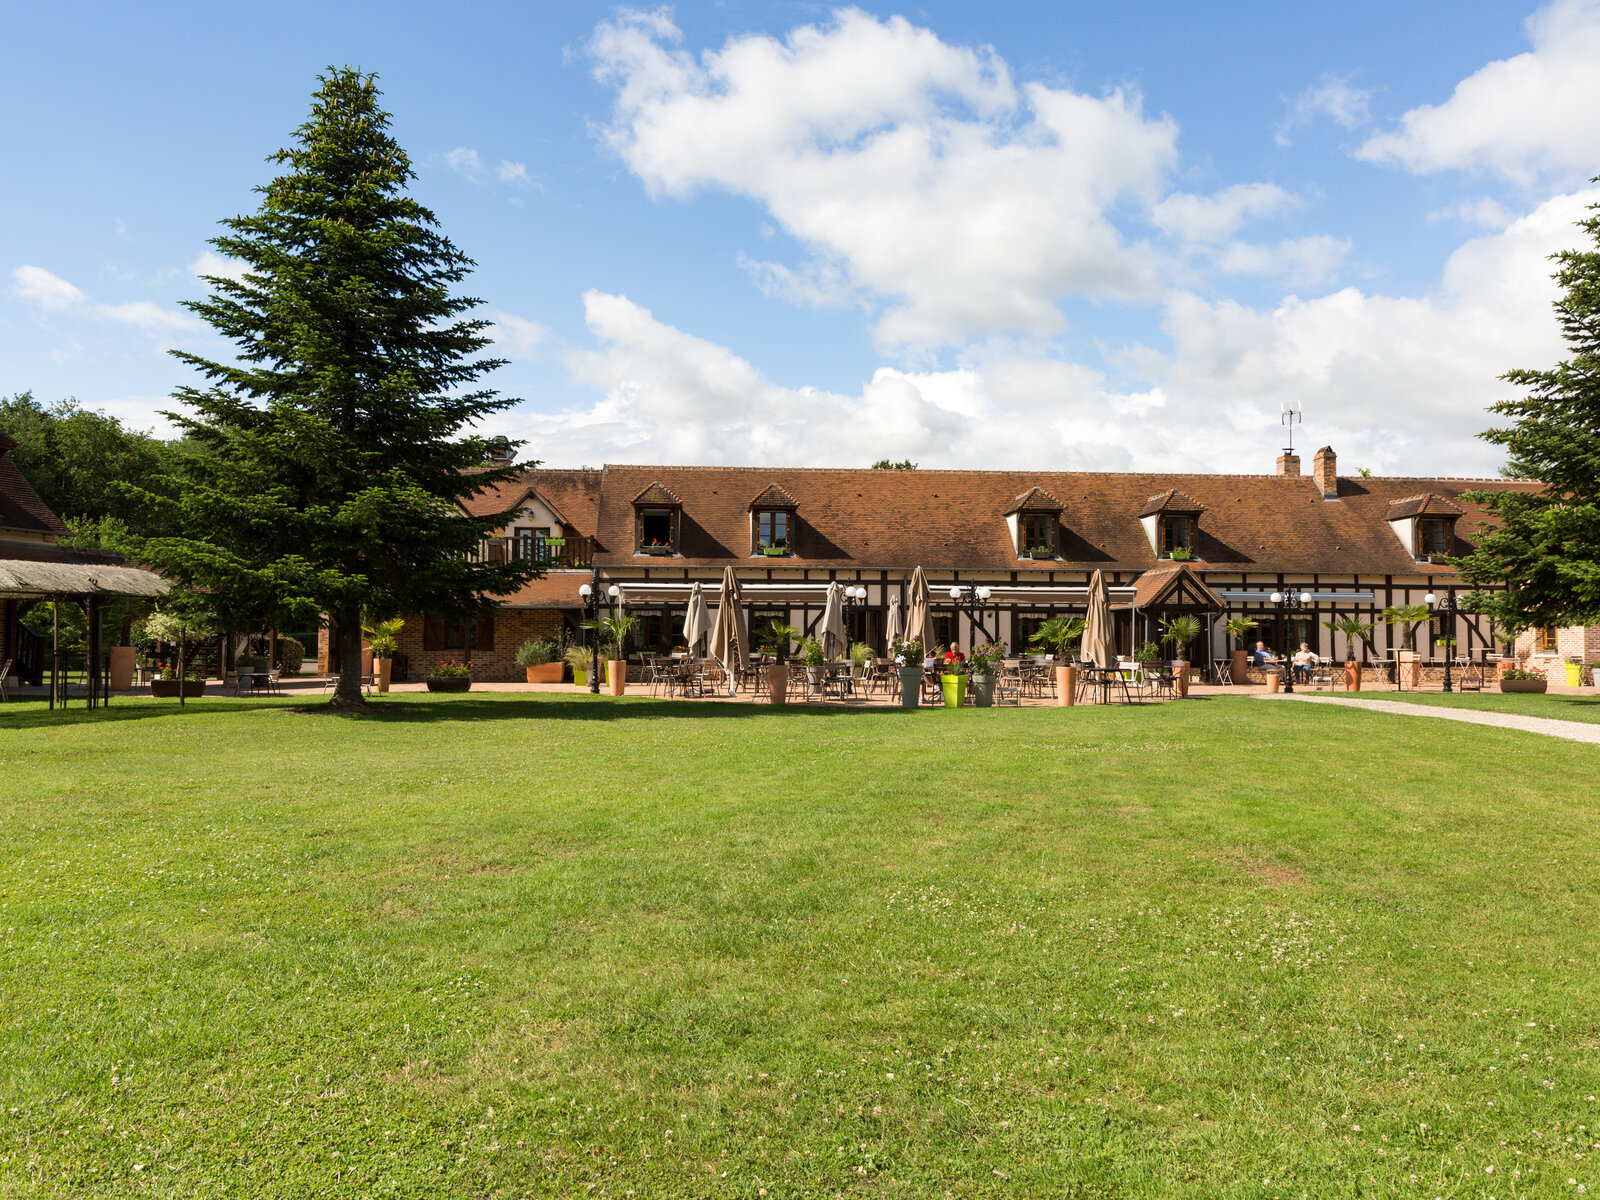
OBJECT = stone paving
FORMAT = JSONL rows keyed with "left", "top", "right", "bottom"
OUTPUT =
{"left": 1259, "top": 691, "right": 1600, "bottom": 745}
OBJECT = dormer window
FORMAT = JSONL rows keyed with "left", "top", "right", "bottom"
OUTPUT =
{"left": 1136, "top": 488, "right": 1205, "bottom": 561}
{"left": 632, "top": 481, "right": 682, "bottom": 555}
{"left": 1159, "top": 515, "right": 1193, "bottom": 559}
{"left": 1385, "top": 492, "right": 1463, "bottom": 562}
{"left": 748, "top": 482, "right": 800, "bottom": 558}
{"left": 1004, "top": 486, "right": 1064, "bottom": 560}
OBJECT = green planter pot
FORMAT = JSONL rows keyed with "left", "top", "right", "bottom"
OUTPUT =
{"left": 426, "top": 677, "right": 472, "bottom": 693}
{"left": 941, "top": 673, "right": 967, "bottom": 708}
{"left": 969, "top": 672, "right": 995, "bottom": 707}
{"left": 897, "top": 665, "right": 923, "bottom": 709}
{"left": 572, "top": 670, "right": 588, "bottom": 688}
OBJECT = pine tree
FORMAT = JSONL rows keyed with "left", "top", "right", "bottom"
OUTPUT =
{"left": 1458, "top": 185, "right": 1600, "bottom": 631}
{"left": 128, "top": 68, "right": 538, "bottom": 707}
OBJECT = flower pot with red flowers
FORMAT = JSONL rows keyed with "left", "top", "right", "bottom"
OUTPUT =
{"left": 427, "top": 662, "right": 473, "bottom": 693}
{"left": 1499, "top": 666, "right": 1548, "bottom": 694}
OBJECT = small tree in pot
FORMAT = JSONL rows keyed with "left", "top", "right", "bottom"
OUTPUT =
{"left": 1323, "top": 615, "right": 1376, "bottom": 690}
{"left": 1383, "top": 603, "right": 1430, "bottom": 687}
{"left": 1029, "top": 615, "right": 1085, "bottom": 707}
{"left": 1224, "top": 616, "right": 1259, "bottom": 685}
{"left": 1159, "top": 614, "right": 1202, "bottom": 697}
{"left": 582, "top": 610, "right": 636, "bottom": 695}
{"left": 364, "top": 617, "right": 403, "bottom": 693}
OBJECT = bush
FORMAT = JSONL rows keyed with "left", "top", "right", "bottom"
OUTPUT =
{"left": 514, "top": 637, "right": 562, "bottom": 668}
{"left": 430, "top": 661, "right": 472, "bottom": 679}
{"left": 274, "top": 636, "right": 305, "bottom": 676}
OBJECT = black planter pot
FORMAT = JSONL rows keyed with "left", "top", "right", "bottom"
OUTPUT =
{"left": 151, "top": 680, "right": 206, "bottom": 698}
{"left": 426, "top": 678, "right": 472, "bottom": 693}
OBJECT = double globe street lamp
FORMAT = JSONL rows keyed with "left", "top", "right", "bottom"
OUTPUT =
{"left": 577, "top": 578, "right": 620, "bottom": 695}
{"left": 1424, "top": 586, "right": 1458, "bottom": 693}
{"left": 948, "top": 584, "right": 996, "bottom": 645}
{"left": 1269, "top": 590, "right": 1314, "bottom": 694}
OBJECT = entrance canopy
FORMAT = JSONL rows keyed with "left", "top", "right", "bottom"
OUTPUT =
{"left": 0, "top": 559, "right": 167, "bottom": 599}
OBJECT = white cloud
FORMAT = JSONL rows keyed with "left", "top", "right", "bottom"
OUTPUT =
{"left": 588, "top": 8, "right": 1179, "bottom": 348}
{"left": 1275, "top": 74, "right": 1372, "bottom": 146}
{"left": 1150, "top": 183, "right": 1297, "bottom": 244}
{"left": 446, "top": 146, "right": 532, "bottom": 186}
{"left": 1134, "top": 189, "right": 1597, "bottom": 475}
{"left": 10, "top": 262, "right": 197, "bottom": 332}
{"left": 1358, "top": 0, "right": 1600, "bottom": 183}
{"left": 189, "top": 250, "right": 251, "bottom": 283}
{"left": 1213, "top": 235, "right": 1352, "bottom": 288}
{"left": 1426, "top": 198, "right": 1518, "bottom": 229}
{"left": 484, "top": 308, "right": 549, "bottom": 360}
{"left": 12, "top": 264, "right": 86, "bottom": 310}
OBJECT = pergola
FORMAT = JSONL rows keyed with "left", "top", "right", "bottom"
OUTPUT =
{"left": 0, "top": 560, "right": 167, "bottom": 709}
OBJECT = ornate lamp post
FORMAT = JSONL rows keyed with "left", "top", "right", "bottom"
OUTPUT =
{"left": 947, "top": 584, "right": 996, "bottom": 645}
{"left": 576, "top": 575, "right": 620, "bottom": 695}
{"left": 1269, "top": 589, "right": 1314, "bottom": 693}
{"left": 1425, "top": 586, "right": 1457, "bottom": 693}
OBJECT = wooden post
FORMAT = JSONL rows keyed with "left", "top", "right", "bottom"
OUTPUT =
{"left": 50, "top": 598, "right": 59, "bottom": 710}
{"left": 86, "top": 595, "right": 98, "bottom": 710}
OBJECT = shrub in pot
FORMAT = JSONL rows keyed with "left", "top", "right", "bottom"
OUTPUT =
{"left": 967, "top": 639, "right": 1006, "bottom": 707}
{"left": 762, "top": 621, "right": 800, "bottom": 703}
{"left": 1499, "top": 665, "right": 1548, "bottom": 694}
{"left": 515, "top": 636, "right": 565, "bottom": 684}
{"left": 1159, "top": 615, "right": 1201, "bottom": 697}
{"left": 798, "top": 636, "right": 827, "bottom": 688}
{"left": 891, "top": 636, "right": 924, "bottom": 709}
{"left": 564, "top": 644, "right": 592, "bottom": 688}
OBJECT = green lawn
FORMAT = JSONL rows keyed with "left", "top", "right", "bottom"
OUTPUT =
{"left": 1333, "top": 688, "right": 1600, "bottom": 724}
{"left": 1, "top": 693, "right": 1597, "bottom": 1198}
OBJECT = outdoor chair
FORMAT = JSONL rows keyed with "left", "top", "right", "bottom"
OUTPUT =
{"left": 0, "top": 658, "right": 11, "bottom": 702}
{"left": 1211, "top": 657, "right": 1232, "bottom": 685}
{"left": 995, "top": 662, "right": 1023, "bottom": 706}
{"left": 1310, "top": 656, "right": 1335, "bottom": 691}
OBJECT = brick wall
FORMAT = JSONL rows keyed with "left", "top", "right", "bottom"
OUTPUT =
{"left": 1510, "top": 623, "right": 1600, "bottom": 682}
{"left": 316, "top": 608, "right": 573, "bottom": 682}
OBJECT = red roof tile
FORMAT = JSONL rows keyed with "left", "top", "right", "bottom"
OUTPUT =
{"left": 1004, "top": 486, "right": 1064, "bottom": 514}
{"left": 1136, "top": 488, "right": 1207, "bottom": 517}
{"left": 749, "top": 482, "right": 801, "bottom": 509}
{"left": 1386, "top": 492, "right": 1466, "bottom": 519}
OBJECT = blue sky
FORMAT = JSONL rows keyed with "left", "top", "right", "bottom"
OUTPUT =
{"left": 5, "top": 1, "right": 1599, "bottom": 476}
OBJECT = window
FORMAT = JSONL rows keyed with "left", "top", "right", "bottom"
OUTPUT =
{"left": 1013, "top": 611, "right": 1052, "bottom": 653}
{"left": 755, "top": 509, "right": 791, "bottom": 554}
{"left": 845, "top": 608, "right": 871, "bottom": 648}
{"left": 638, "top": 610, "right": 687, "bottom": 654}
{"left": 749, "top": 609, "right": 789, "bottom": 651}
{"left": 931, "top": 612, "right": 955, "bottom": 651}
{"left": 638, "top": 507, "right": 677, "bottom": 553}
{"left": 1160, "top": 516, "right": 1192, "bottom": 557}
{"left": 1538, "top": 626, "right": 1558, "bottom": 654}
{"left": 1417, "top": 518, "right": 1452, "bottom": 557}
{"left": 422, "top": 615, "right": 495, "bottom": 653}
{"left": 1020, "top": 513, "right": 1055, "bottom": 557}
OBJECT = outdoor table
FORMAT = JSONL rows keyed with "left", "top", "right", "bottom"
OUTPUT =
{"left": 234, "top": 669, "right": 268, "bottom": 696}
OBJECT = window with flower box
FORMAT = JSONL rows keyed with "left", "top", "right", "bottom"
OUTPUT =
{"left": 636, "top": 507, "right": 678, "bottom": 555}
{"left": 1021, "top": 514, "right": 1055, "bottom": 558}
{"left": 1417, "top": 517, "right": 1452, "bottom": 558}
{"left": 1159, "top": 515, "right": 1193, "bottom": 559}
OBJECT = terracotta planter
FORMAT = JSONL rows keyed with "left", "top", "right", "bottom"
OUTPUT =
{"left": 361, "top": 645, "right": 374, "bottom": 679}
{"left": 607, "top": 659, "right": 627, "bottom": 696}
{"left": 765, "top": 662, "right": 788, "bottom": 704}
{"left": 1500, "top": 679, "right": 1548, "bottom": 693}
{"left": 426, "top": 677, "right": 471, "bottom": 693}
{"left": 1344, "top": 660, "right": 1362, "bottom": 692}
{"left": 1171, "top": 660, "right": 1190, "bottom": 698}
{"left": 1266, "top": 669, "right": 1281, "bottom": 694}
{"left": 375, "top": 657, "right": 392, "bottom": 693}
{"left": 1057, "top": 664, "right": 1076, "bottom": 707}
{"left": 109, "top": 645, "right": 136, "bottom": 692}
{"left": 151, "top": 679, "right": 206, "bottom": 698}
{"left": 898, "top": 665, "right": 923, "bottom": 708}
{"left": 1398, "top": 650, "right": 1421, "bottom": 689}
{"left": 1230, "top": 649, "right": 1249, "bottom": 684}
{"left": 524, "top": 662, "right": 563, "bottom": 684}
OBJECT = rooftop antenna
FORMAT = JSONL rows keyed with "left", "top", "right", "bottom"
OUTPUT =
{"left": 1281, "top": 398, "right": 1302, "bottom": 456}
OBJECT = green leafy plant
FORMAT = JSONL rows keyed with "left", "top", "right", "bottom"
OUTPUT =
{"left": 274, "top": 636, "right": 305, "bottom": 675}
{"left": 1166, "top": 547, "right": 1192, "bottom": 561}
{"left": 1501, "top": 665, "right": 1545, "bottom": 681}
{"left": 890, "top": 637, "right": 923, "bottom": 666}
{"left": 564, "top": 645, "right": 591, "bottom": 677}
{"left": 429, "top": 660, "right": 472, "bottom": 679}
{"left": 364, "top": 617, "right": 404, "bottom": 658}
{"left": 514, "top": 637, "right": 562, "bottom": 668}
{"left": 968, "top": 639, "right": 1008, "bottom": 676}
{"left": 235, "top": 654, "right": 269, "bottom": 671}
{"left": 583, "top": 610, "right": 638, "bottom": 659}
{"left": 1159, "top": 615, "right": 1202, "bottom": 659}
{"left": 847, "top": 641, "right": 873, "bottom": 668}
{"left": 1030, "top": 615, "right": 1086, "bottom": 659}
{"left": 1224, "top": 616, "right": 1259, "bottom": 648}
{"left": 1322, "top": 615, "right": 1376, "bottom": 661}
{"left": 1382, "top": 604, "right": 1431, "bottom": 649}
{"left": 1133, "top": 641, "right": 1161, "bottom": 664}
{"left": 757, "top": 621, "right": 802, "bottom": 661}
{"left": 798, "top": 637, "right": 827, "bottom": 668}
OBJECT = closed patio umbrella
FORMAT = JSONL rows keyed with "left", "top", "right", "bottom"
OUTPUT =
{"left": 905, "top": 566, "right": 932, "bottom": 650}
{"left": 710, "top": 566, "right": 747, "bottom": 695}
{"left": 683, "top": 582, "right": 711, "bottom": 656}
{"left": 884, "top": 594, "right": 904, "bottom": 651}
{"left": 1082, "top": 568, "right": 1115, "bottom": 667}
{"left": 818, "top": 580, "right": 848, "bottom": 661}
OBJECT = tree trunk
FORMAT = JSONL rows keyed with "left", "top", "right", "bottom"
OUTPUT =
{"left": 332, "top": 608, "right": 366, "bottom": 709}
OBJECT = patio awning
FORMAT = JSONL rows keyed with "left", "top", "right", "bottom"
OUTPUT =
{"left": 0, "top": 559, "right": 168, "bottom": 599}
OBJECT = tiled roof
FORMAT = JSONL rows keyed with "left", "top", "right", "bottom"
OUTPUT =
{"left": 1136, "top": 488, "right": 1206, "bottom": 517}
{"left": 1121, "top": 565, "right": 1226, "bottom": 609}
{"left": 0, "top": 447, "right": 68, "bottom": 536}
{"left": 632, "top": 481, "right": 682, "bottom": 507}
{"left": 498, "top": 573, "right": 589, "bottom": 609}
{"left": 1386, "top": 492, "right": 1465, "bottom": 519}
{"left": 459, "top": 468, "right": 604, "bottom": 534}
{"left": 1004, "top": 486, "right": 1064, "bottom": 514}
{"left": 749, "top": 482, "right": 800, "bottom": 510}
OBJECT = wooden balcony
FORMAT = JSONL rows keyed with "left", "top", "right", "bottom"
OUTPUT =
{"left": 474, "top": 535, "right": 594, "bottom": 568}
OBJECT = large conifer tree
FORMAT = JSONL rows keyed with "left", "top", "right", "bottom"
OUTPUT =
{"left": 1459, "top": 186, "right": 1600, "bottom": 631}
{"left": 130, "top": 68, "right": 537, "bottom": 706}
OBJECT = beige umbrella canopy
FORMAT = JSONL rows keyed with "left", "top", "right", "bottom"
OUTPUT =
{"left": 683, "top": 581, "right": 711, "bottom": 655}
{"left": 904, "top": 566, "right": 932, "bottom": 650}
{"left": 1082, "top": 568, "right": 1116, "bottom": 667}
{"left": 818, "top": 580, "right": 848, "bottom": 661}
{"left": 884, "top": 594, "right": 904, "bottom": 651}
{"left": 710, "top": 566, "right": 747, "bottom": 693}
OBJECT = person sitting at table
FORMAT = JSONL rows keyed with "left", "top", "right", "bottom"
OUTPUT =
{"left": 923, "top": 647, "right": 940, "bottom": 672}
{"left": 1251, "top": 640, "right": 1273, "bottom": 666}
{"left": 1291, "top": 642, "right": 1317, "bottom": 683}
{"left": 944, "top": 647, "right": 966, "bottom": 668}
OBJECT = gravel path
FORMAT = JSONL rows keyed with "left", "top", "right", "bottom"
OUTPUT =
{"left": 1257, "top": 692, "right": 1600, "bottom": 745}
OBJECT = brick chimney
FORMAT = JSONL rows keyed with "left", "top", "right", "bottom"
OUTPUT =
{"left": 1275, "top": 452, "right": 1301, "bottom": 476}
{"left": 1312, "top": 445, "right": 1338, "bottom": 498}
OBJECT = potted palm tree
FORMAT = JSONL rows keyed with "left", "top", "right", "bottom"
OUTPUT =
{"left": 1383, "top": 604, "right": 1430, "bottom": 688}
{"left": 584, "top": 610, "right": 636, "bottom": 696}
{"left": 364, "top": 617, "right": 403, "bottom": 693}
{"left": 1029, "top": 615, "right": 1086, "bottom": 707}
{"left": 758, "top": 621, "right": 800, "bottom": 704}
{"left": 1159, "top": 615, "right": 1202, "bottom": 697}
{"left": 1224, "top": 616, "right": 1258, "bottom": 685}
{"left": 1323, "top": 615, "right": 1376, "bottom": 691}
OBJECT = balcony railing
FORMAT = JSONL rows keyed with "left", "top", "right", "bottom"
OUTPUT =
{"left": 475, "top": 535, "right": 594, "bottom": 568}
